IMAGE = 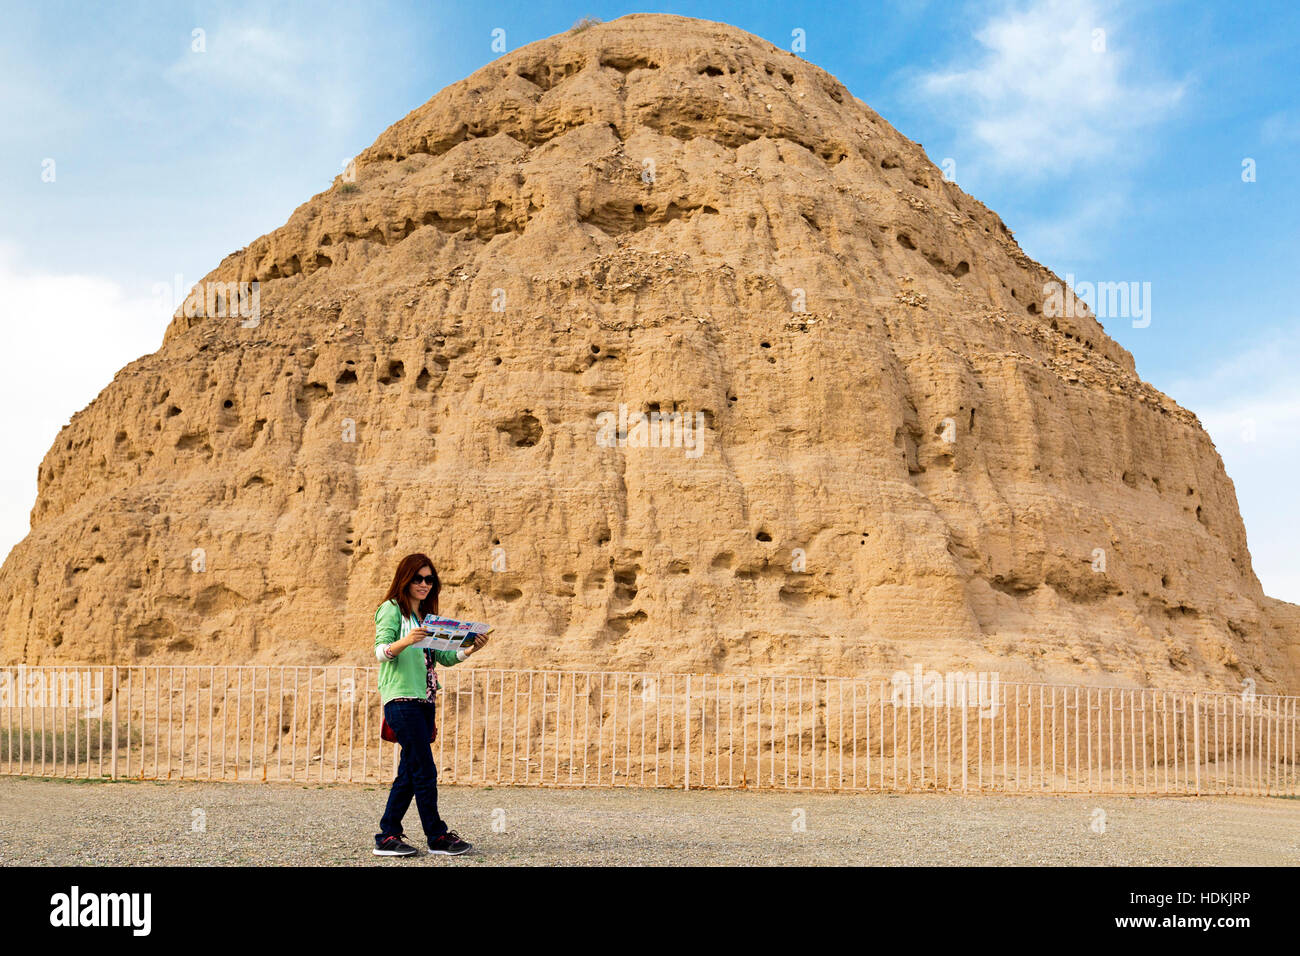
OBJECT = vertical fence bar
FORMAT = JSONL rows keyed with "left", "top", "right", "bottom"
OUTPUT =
{"left": 889, "top": 680, "right": 897, "bottom": 791}
{"left": 956, "top": 686, "right": 967, "bottom": 796}
{"left": 1192, "top": 694, "right": 1201, "bottom": 795}
{"left": 1140, "top": 690, "right": 1148, "bottom": 794}
{"left": 362, "top": 672, "right": 370, "bottom": 785}
{"left": 683, "top": 675, "right": 691, "bottom": 791}
{"left": 290, "top": 669, "right": 299, "bottom": 783}
{"left": 473, "top": 665, "right": 483, "bottom": 785}
{"left": 109, "top": 667, "right": 118, "bottom": 780}
{"left": 177, "top": 668, "right": 186, "bottom": 781}
{"left": 700, "top": 676, "right": 707, "bottom": 790}
{"left": 1035, "top": 685, "right": 1043, "bottom": 791}
{"left": 717, "top": 675, "right": 724, "bottom": 789}
{"left": 523, "top": 671, "right": 532, "bottom": 786}
{"left": 64, "top": 668, "right": 72, "bottom": 778}
{"left": 1180, "top": 692, "right": 1189, "bottom": 795}
{"left": 12, "top": 668, "right": 20, "bottom": 776}
{"left": 234, "top": 667, "right": 242, "bottom": 781}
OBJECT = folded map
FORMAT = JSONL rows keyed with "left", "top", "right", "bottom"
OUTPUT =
{"left": 412, "top": 614, "right": 494, "bottom": 652}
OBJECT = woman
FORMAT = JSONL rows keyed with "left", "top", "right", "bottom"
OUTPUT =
{"left": 372, "top": 553, "right": 489, "bottom": 857}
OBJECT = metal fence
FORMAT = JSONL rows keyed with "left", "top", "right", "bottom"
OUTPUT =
{"left": 1, "top": 665, "right": 1296, "bottom": 794}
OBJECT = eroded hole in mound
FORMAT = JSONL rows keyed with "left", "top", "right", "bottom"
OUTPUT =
{"left": 498, "top": 412, "right": 542, "bottom": 447}
{"left": 176, "top": 432, "right": 211, "bottom": 453}
{"left": 699, "top": 65, "right": 725, "bottom": 77}
{"left": 600, "top": 53, "right": 659, "bottom": 73}
{"left": 952, "top": 260, "right": 970, "bottom": 278}
{"left": 336, "top": 368, "right": 358, "bottom": 385}
{"left": 896, "top": 233, "right": 916, "bottom": 250}
{"left": 756, "top": 531, "right": 772, "bottom": 542}
{"left": 516, "top": 57, "right": 586, "bottom": 91}
{"left": 779, "top": 582, "right": 812, "bottom": 607}
{"left": 606, "top": 609, "right": 647, "bottom": 636}
{"left": 378, "top": 360, "right": 404, "bottom": 385}
{"left": 613, "top": 569, "right": 638, "bottom": 601}
{"left": 991, "top": 576, "right": 1038, "bottom": 597}
{"left": 294, "top": 383, "right": 331, "bottom": 420}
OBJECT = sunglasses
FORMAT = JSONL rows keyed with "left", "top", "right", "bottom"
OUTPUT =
{"left": 411, "top": 574, "right": 436, "bottom": 585}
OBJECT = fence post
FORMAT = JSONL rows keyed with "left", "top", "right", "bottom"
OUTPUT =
{"left": 684, "top": 675, "right": 691, "bottom": 791}
{"left": 110, "top": 667, "right": 118, "bottom": 780}
{"left": 961, "top": 682, "right": 968, "bottom": 793}
{"left": 1193, "top": 693, "right": 1201, "bottom": 795}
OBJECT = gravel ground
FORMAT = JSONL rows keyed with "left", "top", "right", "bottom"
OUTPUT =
{"left": 1, "top": 776, "right": 1297, "bottom": 866}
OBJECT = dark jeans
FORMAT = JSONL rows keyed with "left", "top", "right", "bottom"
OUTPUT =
{"left": 377, "top": 699, "right": 448, "bottom": 845}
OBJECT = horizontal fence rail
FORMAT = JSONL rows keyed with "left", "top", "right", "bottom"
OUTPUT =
{"left": 1, "top": 666, "right": 1296, "bottom": 795}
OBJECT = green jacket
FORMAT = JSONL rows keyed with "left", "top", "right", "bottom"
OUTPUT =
{"left": 374, "top": 599, "right": 464, "bottom": 704}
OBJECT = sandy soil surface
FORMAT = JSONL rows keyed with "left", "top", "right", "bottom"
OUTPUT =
{"left": 1, "top": 776, "right": 1296, "bottom": 866}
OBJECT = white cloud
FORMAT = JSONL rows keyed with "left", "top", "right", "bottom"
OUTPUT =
{"left": 1167, "top": 331, "right": 1300, "bottom": 604}
{"left": 0, "top": 245, "right": 169, "bottom": 563}
{"left": 917, "top": 0, "right": 1185, "bottom": 175}
{"left": 163, "top": 19, "right": 361, "bottom": 131}
{"left": 1261, "top": 110, "right": 1300, "bottom": 145}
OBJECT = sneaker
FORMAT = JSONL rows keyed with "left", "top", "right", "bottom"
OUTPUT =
{"left": 428, "top": 829, "right": 472, "bottom": 856}
{"left": 374, "top": 834, "right": 419, "bottom": 857}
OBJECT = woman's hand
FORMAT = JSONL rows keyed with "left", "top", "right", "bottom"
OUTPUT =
{"left": 395, "top": 627, "right": 428, "bottom": 652}
{"left": 465, "top": 633, "right": 489, "bottom": 656}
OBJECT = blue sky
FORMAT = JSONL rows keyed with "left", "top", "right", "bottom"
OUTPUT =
{"left": 1, "top": 0, "right": 1298, "bottom": 600}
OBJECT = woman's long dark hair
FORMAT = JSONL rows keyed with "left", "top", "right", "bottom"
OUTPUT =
{"left": 382, "top": 553, "right": 440, "bottom": 621}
